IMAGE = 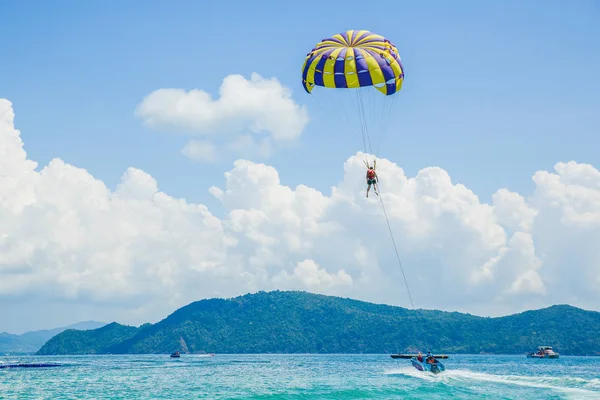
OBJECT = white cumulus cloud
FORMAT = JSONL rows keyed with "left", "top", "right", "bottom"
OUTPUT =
{"left": 272, "top": 259, "right": 353, "bottom": 293}
{"left": 135, "top": 73, "right": 309, "bottom": 163}
{"left": 1, "top": 98, "right": 600, "bottom": 332}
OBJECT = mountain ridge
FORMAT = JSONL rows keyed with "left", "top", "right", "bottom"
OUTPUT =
{"left": 1, "top": 320, "right": 107, "bottom": 354}
{"left": 37, "top": 291, "right": 600, "bottom": 356}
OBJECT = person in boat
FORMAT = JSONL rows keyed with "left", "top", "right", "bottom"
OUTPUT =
{"left": 426, "top": 351, "right": 436, "bottom": 364}
{"left": 417, "top": 352, "right": 424, "bottom": 362}
{"left": 366, "top": 165, "right": 379, "bottom": 198}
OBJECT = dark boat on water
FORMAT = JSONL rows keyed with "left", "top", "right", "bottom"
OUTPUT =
{"left": 170, "top": 351, "right": 181, "bottom": 358}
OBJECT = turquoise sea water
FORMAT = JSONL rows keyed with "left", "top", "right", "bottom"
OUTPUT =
{"left": 1, "top": 354, "right": 599, "bottom": 399}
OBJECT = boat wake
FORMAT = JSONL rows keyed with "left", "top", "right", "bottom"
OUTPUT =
{"left": 384, "top": 367, "right": 600, "bottom": 397}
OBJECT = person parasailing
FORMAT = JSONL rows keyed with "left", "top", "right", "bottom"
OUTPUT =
{"left": 366, "top": 164, "right": 379, "bottom": 197}
{"left": 301, "top": 29, "right": 414, "bottom": 310}
{"left": 300, "top": 30, "right": 404, "bottom": 201}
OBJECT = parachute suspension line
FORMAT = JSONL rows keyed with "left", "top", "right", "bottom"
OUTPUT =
{"left": 353, "top": 87, "right": 399, "bottom": 165}
{"left": 354, "top": 90, "right": 367, "bottom": 153}
{"left": 357, "top": 91, "right": 374, "bottom": 155}
{"left": 373, "top": 90, "right": 399, "bottom": 159}
{"left": 354, "top": 89, "right": 376, "bottom": 171}
{"left": 349, "top": 90, "right": 369, "bottom": 156}
{"left": 368, "top": 88, "right": 377, "bottom": 152}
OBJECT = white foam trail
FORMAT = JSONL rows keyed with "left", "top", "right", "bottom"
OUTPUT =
{"left": 384, "top": 367, "right": 449, "bottom": 383}
{"left": 384, "top": 367, "right": 600, "bottom": 398}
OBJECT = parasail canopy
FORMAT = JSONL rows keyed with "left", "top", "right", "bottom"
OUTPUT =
{"left": 301, "top": 30, "right": 405, "bottom": 96}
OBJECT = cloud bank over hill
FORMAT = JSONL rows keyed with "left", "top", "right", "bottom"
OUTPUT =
{"left": 1, "top": 98, "right": 599, "bottom": 332}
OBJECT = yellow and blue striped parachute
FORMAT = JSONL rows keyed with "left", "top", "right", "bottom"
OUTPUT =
{"left": 301, "top": 30, "right": 405, "bottom": 161}
{"left": 302, "top": 30, "right": 405, "bottom": 96}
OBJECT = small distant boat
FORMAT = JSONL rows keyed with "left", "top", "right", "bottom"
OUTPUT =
{"left": 391, "top": 353, "right": 448, "bottom": 374}
{"left": 170, "top": 351, "right": 181, "bottom": 358}
{"left": 527, "top": 346, "right": 559, "bottom": 359}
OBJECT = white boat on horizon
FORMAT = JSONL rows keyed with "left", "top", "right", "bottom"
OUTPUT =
{"left": 527, "top": 346, "right": 559, "bottom": 358}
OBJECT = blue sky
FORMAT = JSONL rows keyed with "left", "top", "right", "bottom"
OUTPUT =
{"left": 1, "top": 1, "right": 600, "bottom": 333}
{"left": 2, "top": 0, "right": 598, "bottom": 210}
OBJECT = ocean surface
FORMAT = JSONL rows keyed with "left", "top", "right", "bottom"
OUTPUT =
{"left": 1, "top": 354, "right": 599, "bottom": 399}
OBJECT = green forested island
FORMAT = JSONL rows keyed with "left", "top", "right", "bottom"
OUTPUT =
{"left": 37, "top": 291, "right": 600, "bottom": 356}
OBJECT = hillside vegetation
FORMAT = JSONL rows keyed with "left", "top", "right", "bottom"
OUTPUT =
{"left": 37, "top": 291, "right": 600, "bottom": 356}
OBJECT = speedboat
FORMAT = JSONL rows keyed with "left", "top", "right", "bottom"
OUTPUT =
{"left": 391, "top": 353, "right": 448, "bottom": 374}
{"left": 170, "top": 351, "right": 181, "bottom": 358}
{"left": 411, "top": 357, "right": 446, "bottom": 374}
{"left": 527, "top": 346, "right": 559, "bottom": 359}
